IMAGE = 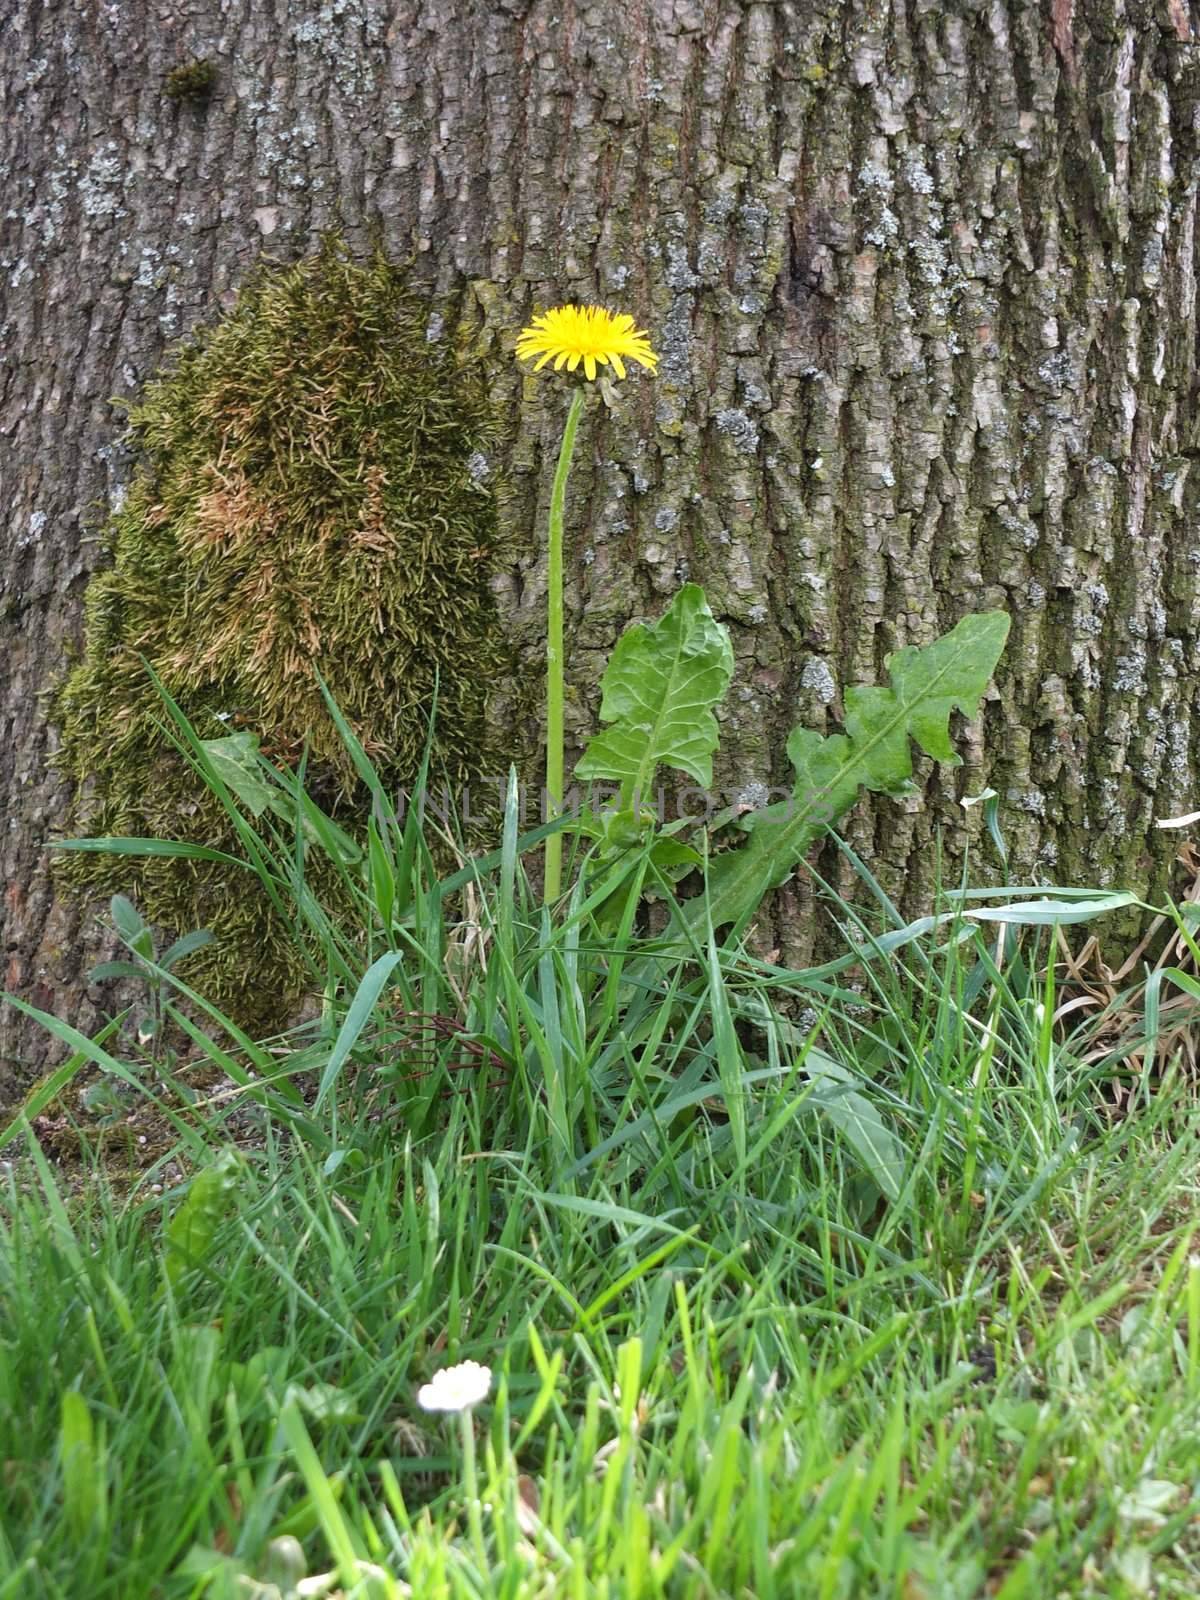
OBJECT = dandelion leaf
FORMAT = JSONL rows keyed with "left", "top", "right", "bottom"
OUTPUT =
{"left": 687, "top": 611, "right": 1010, "bottom": 938}
{"left": 576, "top": 584, "right": 734, "bottom": 799}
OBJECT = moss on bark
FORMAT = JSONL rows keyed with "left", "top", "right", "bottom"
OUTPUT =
{"left": 53, "top": 240, "right": 511, "bottom": 1026}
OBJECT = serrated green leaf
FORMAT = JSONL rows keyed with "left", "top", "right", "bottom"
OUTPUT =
{"left": 887, "top": 620, "right": 1007, "bottom": 765}
{"left": 576, "top": 584, "right": 734, "bottom": 800}
{"left": 682, "top": 611, "right": 1010, "bottom": 939}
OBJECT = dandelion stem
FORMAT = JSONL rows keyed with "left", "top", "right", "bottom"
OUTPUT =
{"left": 544, "top": 387, "right": 585, "bottom": 904}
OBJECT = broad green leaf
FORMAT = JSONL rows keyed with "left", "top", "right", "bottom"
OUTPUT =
{"left": 60, "top": 1391, "right": 104, "bottom": 1540}
{"left": 869, "top": 618, "right": 1006, "bottom": 769}
{"left": 1117, "top": 1477, "right": 1183, "bottom": 1527}
{"left": 228, "top": 1344, "right": 292, "bottom": 1411}
{"left": 684, "top": 611, "right": 1010, "bottom": 939}
{"left": 567, "top": 807, "right": 704, "bottom": 870}
{"left": 576, "top": 584, "right": 734, "bottom": 801}
{"left": 647, "top": 836, "right": 705, "bottom": 871}
{"left": 110, "top": 893, "right": 154, "bottom": 960}
{"left": 200, "top": 732, "right": 279, "bottom": 817}
{"left": 164, "top": 1149, "right": 245, "bottom": 1285}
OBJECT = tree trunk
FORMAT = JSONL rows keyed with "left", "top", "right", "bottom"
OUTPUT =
{"left": 3, "top": 0, "right": 1199, "bottom": 1098}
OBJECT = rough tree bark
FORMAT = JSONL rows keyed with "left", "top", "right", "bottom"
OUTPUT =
{"left": 3, "top": 0, "right": 1200, "bottom": 1099}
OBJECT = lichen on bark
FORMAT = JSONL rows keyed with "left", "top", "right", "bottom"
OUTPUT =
{"left": 52, "top": 240, "right": 512, "bottom": 1025}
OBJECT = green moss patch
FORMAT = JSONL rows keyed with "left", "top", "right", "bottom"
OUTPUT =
{"left": 163, "top": 59, "right": 217, "bottom": 102}
{"left": 55, "top": 241, "right": 511, "bottom": 1026}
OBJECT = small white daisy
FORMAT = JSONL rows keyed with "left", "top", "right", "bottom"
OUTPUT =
{"left": 416, "top": 1360, "right": 492, "bottom": 1414}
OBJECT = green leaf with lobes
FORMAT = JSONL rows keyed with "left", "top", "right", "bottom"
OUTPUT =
{"left": 575, "top": 584, "right": 735, "bottom": 802}
{"left": 682, "top": 611, "right": 1011, "bottom": 940}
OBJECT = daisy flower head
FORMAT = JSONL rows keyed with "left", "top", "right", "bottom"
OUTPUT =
{"left": 516, "top": 304, "right": 658, "bottom": 382}
{"left": 417, "top": 1360, "right": 492, "bottom": 1414}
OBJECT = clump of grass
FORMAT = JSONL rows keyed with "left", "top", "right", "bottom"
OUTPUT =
{"left": 4, "top": 916, "right": 1200, "bottom": 1597}
{"left": 54, "top": 240, "right": 513, "bottom": 1027}
{"left": 11, "top": 688, "right": 1200, "bottom": 1592}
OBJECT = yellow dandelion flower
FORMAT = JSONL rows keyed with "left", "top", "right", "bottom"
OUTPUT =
{"left": 516, "top": 304, "right": 658, "bottom": 382}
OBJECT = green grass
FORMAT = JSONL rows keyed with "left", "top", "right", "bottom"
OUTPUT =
{"left": 6, "top": 719, "right": 1200, "bottom": 1597}
{"left": 5, "top": 943, "right": 1199, "bottom": 1596}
